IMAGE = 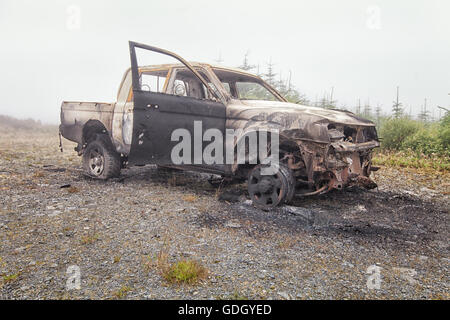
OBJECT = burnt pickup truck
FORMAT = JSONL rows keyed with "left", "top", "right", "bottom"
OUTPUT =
{"left": 60, "top": 41, "right": 380, "bottom": 209}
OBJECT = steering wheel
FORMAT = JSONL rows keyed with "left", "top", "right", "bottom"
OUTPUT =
{"left": 141, "top": 84, "right": 151, "bottom": 91}
{"left": 174, "top": 83, "right": 186, "bottom": 96}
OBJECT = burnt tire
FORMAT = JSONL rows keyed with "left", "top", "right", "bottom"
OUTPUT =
{"left": 278, "top": 163, "right": 296, "bottom": 204}
{"left": 82, "top": 134, "right": 121, "bottom": 180}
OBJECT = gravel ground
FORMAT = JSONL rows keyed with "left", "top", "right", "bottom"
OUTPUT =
{"left": 0, "top": 129, "right": 448, "bottom": 299}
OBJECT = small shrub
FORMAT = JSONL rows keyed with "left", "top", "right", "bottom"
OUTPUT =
{"left": 402, "top": 124, "right": 447, "bottom": 157}
{"left": 379, "top": 118, "right": 421, "bottom": 150}
{"left": 438, "top": 113, "right": 450, "bottom": 150}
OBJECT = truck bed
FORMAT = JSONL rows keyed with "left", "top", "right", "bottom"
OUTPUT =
{"left": 60, "top": 101, "right": 115, "bottom": 144}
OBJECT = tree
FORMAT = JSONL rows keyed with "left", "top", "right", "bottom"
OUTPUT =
{"left": 364, "top": 99, "right": 372, "bottom": 118}
{"left": 214, "top": 51, "right": 224, "bottom": 64}
{"left": 239, "top": 51, "right": 255, "bottom": 71}
{"left": 392, "top": 86, "right": 403, "bottom": 118}
{"left": 264, "top": 59, "right": 277, "bottom": 86}
{"left": 418, "top": 98, "right": 430, "bottom": 122}
{"left": 375, "top": 104, "right": 382, "bottom": 125}
{"left": 356, "top": 99, "right": 362, "bottom": 115}
{"left": 235, "top": 53, "right": 309, "bottom": 105}
{"left": 328, "top": 87, "right": 337, "bottom": 109}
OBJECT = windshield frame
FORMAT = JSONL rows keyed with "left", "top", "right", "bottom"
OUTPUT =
{"left": 207, "top": 66, "right": 288, "bottom": 103}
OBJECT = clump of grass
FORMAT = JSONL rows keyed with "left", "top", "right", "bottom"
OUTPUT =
{"left": 217, "top": 291, "right": 248, "bottom": 300}
{"left": 144, "top": 234, "right": 207, "bottom": 285}
{"left": 33, "top": 171, "right": 45, "bottom": 178}
{"left": 182, "top": 195, "right": 197, "bottom": 203}
{"left": 113, "top": 285, "right": 132, "bottom": 299}
{"left": 80, "top": 234, "right": 99, "bottom": 245}
{"left": 2, "top": 273, "right": 19, "bottom": 282}
{"left": 163, "top": 259, "right": 208, "bottom": 284}
{"left": 113, "top": 256, "right": 121, "bottom": 263}
{"left": 277, "top": 237, "right": 297, "bottom": 250}
{"left": 67, "top": 186, "right": 79, "bottom": 194}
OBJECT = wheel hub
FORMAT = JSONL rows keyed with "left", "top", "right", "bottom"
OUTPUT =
{"left": 248, "top": 165, "right": 290, "bottom": 210}
{"left": 258, "top": 177, "right": 274, "bottom": 193}
{"left": 93, "top": 156, "right": 103, "bottom": 166}
{"left": 88, "top": 149, "right": 104, "bottom": 176}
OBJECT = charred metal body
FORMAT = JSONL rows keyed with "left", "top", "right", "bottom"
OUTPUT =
{"left": 60, "top": 41, "right": 380, "bottom": 209}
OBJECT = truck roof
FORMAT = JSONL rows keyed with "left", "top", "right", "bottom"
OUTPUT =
{"left": 135, "top": 62, "right": 259, "bottom": 78}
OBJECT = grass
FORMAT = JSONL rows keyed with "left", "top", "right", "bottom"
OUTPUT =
{"left": 373, "top": 150, "right": 449, "bottom": 172}
{"left": 144, "top": 241, "right": 208, "bottom": 285}
{"left": 2, "top": 273, "right": 19, "bottom": 282}
{"left": 113, "top": 285, "right": 132, "bottom": 299}
{"left": 80, "top": 234, "right": 99, "bottom": 245}
{"left": 277, "top": 237, "right": 298, "bottom": 250}
{"left": 67, "top": 186, "right": 79, "bottom": 193}
{"left": 216, "top": 291, "right": 248, "bottom": 300}
{"left": 163, "top": 259, "right": 208, "bottom": 284}
{"left": 33, "top": 171, "right": 45, "bottom": 178}
{"left": 182, "top": 195, "right": 198, "bottom": 203}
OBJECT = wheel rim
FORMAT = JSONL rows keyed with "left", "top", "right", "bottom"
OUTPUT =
{"left": 248, "top": 166, "right": 286, "bottom": 209}
{"left": 88, "top": 147, "right": 104, "bottom": 176}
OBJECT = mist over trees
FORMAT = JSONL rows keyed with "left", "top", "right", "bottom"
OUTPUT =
{"left": 235, "top": 52, "right": 446, "bottom": 123}
{"left": 235, "top": 52, "right": 449, "bottom": 158}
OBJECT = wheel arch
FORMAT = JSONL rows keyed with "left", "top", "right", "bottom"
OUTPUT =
{"left": 232, "top": 130, "right": 300, "bottom": 177}
{"left": 82, "top": 120, "right": 111, "bottom": 147}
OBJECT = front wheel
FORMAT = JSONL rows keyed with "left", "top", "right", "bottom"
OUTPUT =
{"left": 82, "top": 135, "right": 121, "bottom": 179}
{"left": 248, "top": 164, "right": 292, "bottom": 210}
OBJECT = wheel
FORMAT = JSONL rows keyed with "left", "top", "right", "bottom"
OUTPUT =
{"left": 247, "top": 164, "right": 289, "bottom": 210}
{"left": 278, "top": 163, "right": 296, "bottom": 204}
{"left": 82, "top": 134, "right": 121, "bottom": 179}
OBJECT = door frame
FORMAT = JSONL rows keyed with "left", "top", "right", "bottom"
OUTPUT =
{"left": 129, "top": 41, "right": 223, "bottom": 102}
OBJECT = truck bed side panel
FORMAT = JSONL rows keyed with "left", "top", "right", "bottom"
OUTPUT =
{"left": 60, "top": 102, "right": 115, "bottom": 144}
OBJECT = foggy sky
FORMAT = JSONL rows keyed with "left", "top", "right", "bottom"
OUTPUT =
{"left": 0, "top": 0, "right": 449, "bottom": 124}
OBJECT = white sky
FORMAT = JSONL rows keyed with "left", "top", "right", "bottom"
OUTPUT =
{"left": 0, "top": 0, "right": 449, "bottom": 124}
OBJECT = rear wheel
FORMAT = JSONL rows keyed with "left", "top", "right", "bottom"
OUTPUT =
{"left": 82, "top": 135, "right": 121, "bottom": 179}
